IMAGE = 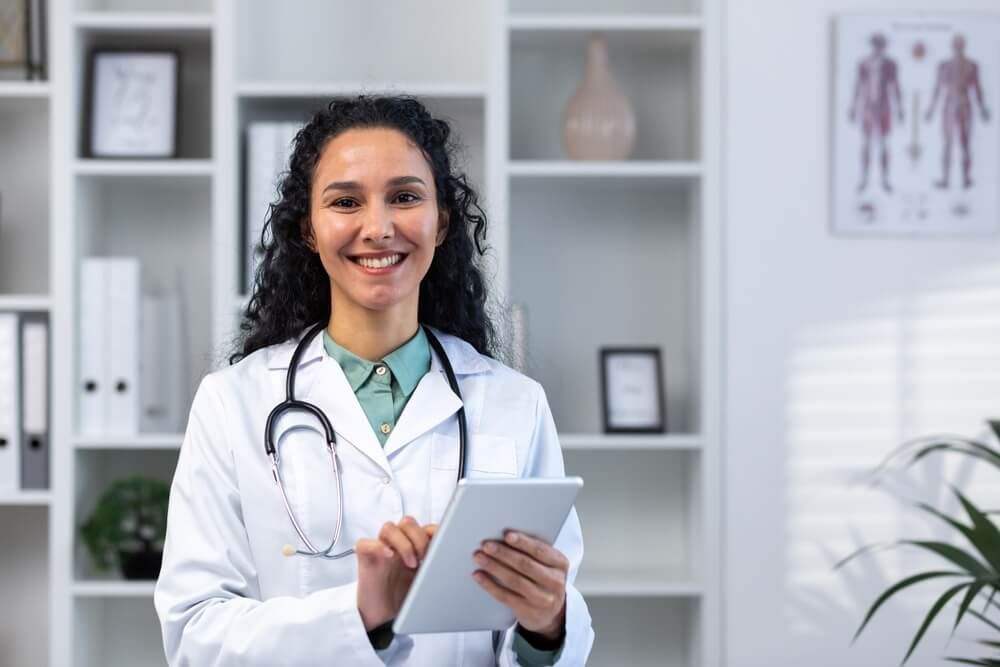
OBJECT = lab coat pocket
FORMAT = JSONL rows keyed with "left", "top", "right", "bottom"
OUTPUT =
{"left": 429, "top": 432, "right": 519, "bottom": 522}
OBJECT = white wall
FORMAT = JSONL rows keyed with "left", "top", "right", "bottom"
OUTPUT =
{"left": 724, "top": 1, "right": 1000, "bottom": 666}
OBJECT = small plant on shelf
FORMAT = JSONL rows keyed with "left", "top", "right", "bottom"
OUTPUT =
{"left": 80, "top": 476, "right": 170, "bottom": 580}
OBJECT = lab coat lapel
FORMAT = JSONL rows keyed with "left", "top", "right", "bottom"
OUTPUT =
{"left": 308, "top": 355, "right": 392, "bottom": 476}
{"left": 381, "top": 360, "right": 462, "bottom": 460}
{"left": 382, "top": 328, "right": 485, "bottom": 459}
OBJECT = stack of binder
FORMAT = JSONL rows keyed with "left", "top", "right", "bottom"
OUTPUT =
{"left": 80, "top": 257, "right": 185, "bottom": 439}
{"left": 245, "top": 121, "right": 300, "bottom": 293}
{"left": 0, "top": 310, "right": 50, "bottom": 492}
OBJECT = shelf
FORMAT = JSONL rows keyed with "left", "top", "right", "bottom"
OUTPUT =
{"left": 236, "top": 80, "right": 487, "bottom": 100}
{"left": 508, "top": 160, "right": 702, "bottom": 179}
{"left": 73, "top": 159, "right": 214, "bottom": 177}
{"left": 73, "top": 580, "right": 155, "bottom": 598}
{"left": 0, "top": 491, "right": 51, "bottom": 506}
{"left": 561, "top": 433, "right": 701, "bottom": 450}
{"left": 508, "top": 14, "right": 702, "bottom": 31}
{"left": 73, "top": 434, "right": 183, "bottom": 450}
{"left": 0, "top": 295, "right": 51, "bottom": 311}
{"left": 0, "top": 82, "right": 50, "bottom": 99}
{"left": 577, "top": 568, "right": 701, "bottom": 597}
{"left": 72, "top": 11, "right": 213, "bottom": 31}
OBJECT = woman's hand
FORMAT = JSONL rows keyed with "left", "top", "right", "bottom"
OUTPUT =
{"left": 472, "top": 530, "right": 569, "bottom": 641}
{"left": 355, "top": 516, "right": 437, "bottom": 631}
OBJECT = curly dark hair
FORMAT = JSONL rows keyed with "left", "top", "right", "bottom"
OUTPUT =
{"left": 228, "top": 94, "right": 505, "bottom": 367}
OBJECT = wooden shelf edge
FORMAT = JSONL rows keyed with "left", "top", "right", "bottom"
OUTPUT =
{"left": 0, "top": 295, "right": 52, "bottom": 311}
{"left": 235, "top": 80, "right": 487, "bottom": 100}
{"left": 72, "top": 11, "right": 214, "bottom": 31}
{"left": 72, "top": 580, "right": 156, "bottom": 598}
{"left": 508, "top": 13, "right": 703, "bottom": 32}
{"left": 0, "top": 491, "right": 51, "bottom": 506}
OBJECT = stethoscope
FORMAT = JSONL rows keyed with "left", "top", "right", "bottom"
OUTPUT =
{"left": 264, "top": 320, "right": 468, "bottom": 559}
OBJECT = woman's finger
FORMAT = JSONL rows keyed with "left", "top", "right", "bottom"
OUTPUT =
{"left": 503, "top": 531, "right": 570, "bottom": 571}
{"left": 479, "top": 540, "right": 564, "bottom": 592}
{"left": 397, "top": 515, "right": 430, "bottom": 562}
{"left": 378, "top": 522, "right": 418, "bottom": 568}
{"left": 355, "top": 537, "right": 394, "bottom": 562}
{"left": 474, "top": 549, "right": 547, "bottom": 604}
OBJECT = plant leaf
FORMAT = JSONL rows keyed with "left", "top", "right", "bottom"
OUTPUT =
{"left": 946, "top": 659, "right": 1000, "bottom": 666}
{"left": 967, "top": 608, "right": 1000, "bottom": 634}
{"left": 901, "top": 581, "right": 970, "bottom": 665}
{"left": 834, "top": 542, "right": 893, "bottom": 570}
{"left": 852, "top": 571, "right": 966, "bottom": 644}
{"left": 953, "top": 487, "right": 1000, "bottom": 574}
{"left": 901, "top": 540, "right": 993, "bottom": 578}
{"left": 955, "top": 581, "right": 988, "bottom": 633}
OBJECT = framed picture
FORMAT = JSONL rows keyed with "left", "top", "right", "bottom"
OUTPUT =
{"left": 0, "top": 0, "right": 27, "bottom": 71}
{"left": 86, "top": 49, "right": 179, "bottom": 158}
{"left": 599, "top": 347, "right": 666, "bottom": 434}
{"left": 832, "top": 14, "right": 1000, "bottom": 237}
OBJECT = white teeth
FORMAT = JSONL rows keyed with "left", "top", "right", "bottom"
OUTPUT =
{"left": 356, "top": 254, "right": 402, "bottom": 269}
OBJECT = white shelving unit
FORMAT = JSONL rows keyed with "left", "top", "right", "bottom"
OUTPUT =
{"left": 0, "top": 0, "right": 721, "bottom": 665}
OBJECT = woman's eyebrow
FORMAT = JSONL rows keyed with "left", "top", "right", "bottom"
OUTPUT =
{"left": 322, "top": 175, "right": 426, "bottom": 195}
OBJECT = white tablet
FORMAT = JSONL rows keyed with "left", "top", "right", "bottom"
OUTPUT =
{"left": 392, "top": 477, "right": 583, "bottom": 635}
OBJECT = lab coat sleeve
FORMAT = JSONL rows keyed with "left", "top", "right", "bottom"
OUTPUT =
{"left": 495, "top": 382, "right": 596, "bottom": 667}
{"left": 153, "top": 374, "right": 384, "bottom": 667}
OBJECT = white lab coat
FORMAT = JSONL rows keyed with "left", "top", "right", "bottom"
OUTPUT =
{"left": 153, "top": 324, "right": 595, "bottom": 666}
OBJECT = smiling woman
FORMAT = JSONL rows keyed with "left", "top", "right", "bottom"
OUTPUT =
{"left": 152, "top": 94, "right": 594, "bottom": 667}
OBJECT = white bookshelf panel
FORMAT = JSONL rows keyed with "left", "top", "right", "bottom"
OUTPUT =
{"left": 73, "top": 175, "right": 214, "bottom": 432}
{"left": 585, "top": 597, "right": 698, "bottom": 667}
{"left": 236, "top": 0, "right": 486, "bottom": 87}
{"left": 565, "top": 450, "right": 699, "bottom": 583}
{"left": 0, "top": 97, "right": 49, "bottom": 295}
{"left": 0, "top": 82, "right": 51, "bottom": 98}
{"left": 509, "top": 0, "right": 700, "bottom": 15}
{"left": 75, "top": 0, "right": 211, "bottom": 14}
{"left": 0, "top": 507, "right": 49, "bottom": 667}
{"left": 509, "top": 178, "right": 700, "bottom": 433}
{"left": 73, "top": 449, "right": 177, "bottom": 582}
{"left": 75, "top": 28, "right": 212, "bottom": 159}
{"left": 509, "top": 29, "right": 699, "bottom": 162}
{"left": 73, "top": 11, "right": 213, "bottom": 31}
{"left": 74, "top": 597, "right": 166, "bottom": 667}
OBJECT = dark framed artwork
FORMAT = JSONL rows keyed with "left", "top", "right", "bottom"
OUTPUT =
{"left": 599, "top": 347, "right": 666, "bottom": 434}
{"left": 86, "top": 49, "right": 180, "bottom": 158}
{"left": 0, "top": 0, "right": 46, "bottom": 80}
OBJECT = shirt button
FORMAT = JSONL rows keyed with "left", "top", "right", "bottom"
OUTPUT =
{"left": 380, "top": 423, "right": 391, "bottom": 434}
{"left": 375, "top": 365, "right": 388, "bottom": 376}
{"left": 382, "top": 476, "right": 391, "bottom": 485}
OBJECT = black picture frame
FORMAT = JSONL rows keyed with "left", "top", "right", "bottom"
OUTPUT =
{"left": 599, "top": 346, "right": 666, "bottom": 434}
{"left": 84, "top": 48, "right": 180, "bottom": 159}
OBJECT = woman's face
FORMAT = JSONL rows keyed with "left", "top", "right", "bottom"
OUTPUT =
{"left": 306, "top": 127, "right": 448, "bottom": 316}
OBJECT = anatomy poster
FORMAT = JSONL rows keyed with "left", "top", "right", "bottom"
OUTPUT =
{"left": 833, "top": 15, "right": 1000, "bottom": 237}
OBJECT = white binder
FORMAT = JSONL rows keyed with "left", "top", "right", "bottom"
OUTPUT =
{"left": 107, "top": 258, "right": 140, "bottom": 435}
{"left": 80, "top": 258, "right": 108, "bottom": 435}
{"left": 140, "top": 292, "right": 183, "bottom": 433}
{"left": 0, "top": 313, "right": 21, "bottom": 491}
{"left": 246, "top": 122, "right": 278, "bottom": 293}
{"left": 20, "top": 316, "right": 48, "bottom": 489}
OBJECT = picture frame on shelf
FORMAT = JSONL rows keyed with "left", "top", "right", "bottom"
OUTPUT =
{"left": 0, "top": 0, "right": 27, "bottom": 77}
{"left": 86, "top": 49, "right": 180, "bottom": 158}
{"left": 599, "top": 347, "right": 666, "bottom": 434}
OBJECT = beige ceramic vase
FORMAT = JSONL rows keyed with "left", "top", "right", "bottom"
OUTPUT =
{"left": 562, "top": 33, "right": 636, "bottom": 160}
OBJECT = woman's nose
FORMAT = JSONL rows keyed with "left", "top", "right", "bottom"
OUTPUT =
{"left": 360, "top": 201, "right": 394, "bottom": 240}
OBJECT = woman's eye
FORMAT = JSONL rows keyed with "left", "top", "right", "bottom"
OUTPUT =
{"left": 331, "top": 198, "right": 357, "bottom": 209}
{"left": 395, "top": 192, "right": 421, "bottom": 204}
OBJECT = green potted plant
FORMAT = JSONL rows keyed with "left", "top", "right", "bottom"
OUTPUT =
{"left": 838, "top": 421, "right": 1000, "bottom": 664}
{"left": 80, "top": 476, "right": 170, "bottom": 580}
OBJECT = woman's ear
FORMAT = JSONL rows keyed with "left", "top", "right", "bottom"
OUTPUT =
{"left": 435, "top": 210, "right": 450, "bottom": 246}
{"left": 301, "top": 218, "right": 317, "bottom": 252}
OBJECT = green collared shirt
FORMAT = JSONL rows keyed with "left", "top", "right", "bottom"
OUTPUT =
{"left": 322, "top": 325, "right": 563, "bottom": 665}
{"left": 322, "top": 326, "right": 430, "bottom": 447}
